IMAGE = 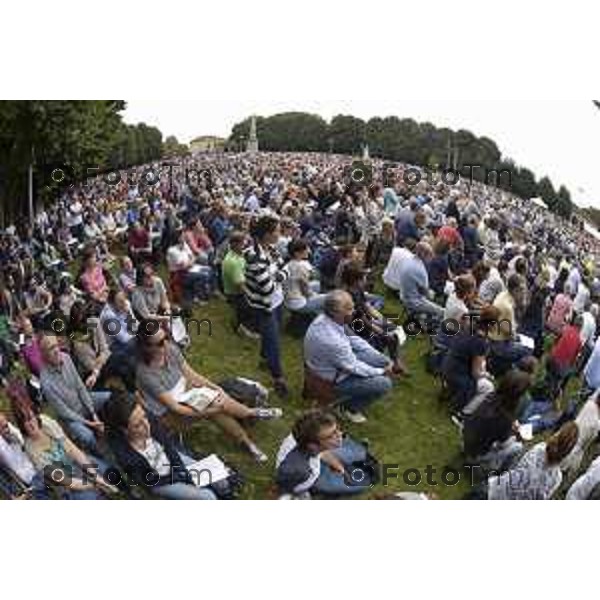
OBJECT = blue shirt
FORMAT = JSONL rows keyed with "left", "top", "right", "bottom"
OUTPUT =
{"left": 304, "top": 314, "right": 389, "bottom": 382}
{"left": 398, "top": 257, "right": 429, "bottom": 309}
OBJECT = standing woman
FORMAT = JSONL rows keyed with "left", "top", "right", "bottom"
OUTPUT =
{"left": 244, "top": 216, "right": 290, "bottom": 398}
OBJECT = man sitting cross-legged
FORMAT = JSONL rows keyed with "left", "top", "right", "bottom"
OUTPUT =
{"left": 304, "top": 290, "right": 395, "bottom": 424}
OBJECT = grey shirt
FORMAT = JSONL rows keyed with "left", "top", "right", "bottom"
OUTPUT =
{"left": 40, "top": 353, "right": 96, "bottom": 423}
{"left": 131, "top": 278, "right": 168, "bottom": 320}
{"left": 136, "top": 343, "right": 186, "bottom": 418}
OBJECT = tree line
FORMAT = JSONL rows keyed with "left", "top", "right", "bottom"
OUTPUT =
{"left": 0, "top": 101, "right": 164, "bottom": 225}
{"left": 229, "top": 112, "right": 575, "bottom": 220}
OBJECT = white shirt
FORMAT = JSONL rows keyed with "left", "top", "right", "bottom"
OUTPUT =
{"left": 139, "top": 438, "right": 171, "bottom": 477}
{"left": 562, "top": 398, "right": 600, "bottom": 474}
{"left": 584, "top": 338, "right": 600, "bottom": 390}
{"left": 383, "top": 247, "right": 414, "bottom": 291}
{"left": 285, "top": 259, "right": 313, "bottom": 310}
{"left": 0, "top": 424, "right": 36, "bottom": 485}
{"left": 166, "top": 243, "right": 194, "bottom": 272}
{"left": 580, "top": 311, "right": 596, "bottom": 349}
{"left": 67, "top": 201, "right": 83, "bottom": 227}
{"left": 567, "top": 456, "right": 600, "bottom": 500}
{"left": 573, "top": 283, "right": 590, "bottom": 314}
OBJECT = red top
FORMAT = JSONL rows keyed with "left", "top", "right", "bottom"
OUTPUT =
{"left": 437, "top": 225, "right": 462, "bottom": 247}
{"left": 128, "top": 227, "right": 150, "bottom": 250}
{"left": 551, "top": 325, "right": 582, "bottom": 369}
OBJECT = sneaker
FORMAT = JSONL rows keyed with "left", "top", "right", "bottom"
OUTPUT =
{"left": 247, "top": 443, "right": 269, "bottom": 464}
{"left": 238, "top": 324, "right": 261, "bottom": 340}
{"left": 255, "top": 407, "right": 283, "bottom": 420}
{"left": 451, "top": 414, "right": 464, "bottom": 431}
{"left": 342, "top": 409, "right": 368, "bottom": 424}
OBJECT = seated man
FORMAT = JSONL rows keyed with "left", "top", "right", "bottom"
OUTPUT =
{"left": 397, "top": 242, "right": 444, "bottom": 319}
{"left": 382, "top": 238, "right": 416, "bottom": 293}
{"left": 304, "top": 290, "right": 394, "bottom": 424}
{"left": 39, "top": 335, "right": 110, "bottom": 456}
{"left": 275, "top": 410, "right": 372, "bottom": 499}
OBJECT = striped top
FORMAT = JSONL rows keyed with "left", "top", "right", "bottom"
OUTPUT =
{"left": 243, "top": 241, "right": 289, "bottom": 312}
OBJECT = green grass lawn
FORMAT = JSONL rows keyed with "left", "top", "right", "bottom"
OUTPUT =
{"left": 185, "top": 285, "right": 472, "bottom": 499}
{"left": 3, "top": 259, "right": 588, "bottom": 500}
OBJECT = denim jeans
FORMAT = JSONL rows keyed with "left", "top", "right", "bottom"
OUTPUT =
{"left": 314, "top": 437, "right": 368, "bottom": 497}
{"left": 183, "top": 267, "right": 213, "bottom": 301}
{"left": 488, "top": 339, "right": 533, "bottom": 377}
{"left": 335, "top": 349, "right": 392, "bottom": 412}
{"left": 365, "top": 293, "right": 385, "bottom": 312}
{"left": 293, "top": 294, "right": 328, "bottom": 315}
{"left": 152, "top": 482, "right": 217, "bottom": 500}
{"left": 475, "top": 437, "right": 524, "bottom": 473}
{"left": 406, "top": 297, "right": 445, "bottom": 319}
{"left": 63, "top": 391, "right": 111, "bottom": 455}
{"left": 257, "top": 305, "right": 284, "bottom": 379}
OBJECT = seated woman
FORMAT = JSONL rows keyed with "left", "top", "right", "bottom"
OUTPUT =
{"left": 69, "top": 300, "right": 135, "bottom": 391}
{"left": 79, "top": 247, "right": 109, "bottom": 306}
{"left": 486, "top": 422, "right": 578, "bottom": 500}
{"left": 462, "top": 369, "right": 531, "bottom": 472}
{"left": 444, "top": 274, "right": 476, "bottom": 323}
{"left": 11, "top": 394, "right": 117, "bottom": 500}
{"left": 56, "top": 276, "right": 82, "bottom": 317}
{"left": 135, "top": 328, "right": 282, "bottom": 463}
{"left": 127, "top": 221, "right": 154, "bottom": 266}
{"left": 341, "top": 261, "right": 407, "bottom": 375}
{"left": 544, "top": 315, "right": 583, "bottom": 401}
{"left": 23, "top": 276, "right": 53, "bottom": 328}
{"left": 441, "top": 306, "right": 499, "bottom": 414}
{"left": 117, "top": 256, "right": 137, "bottom": 296}
{"left": 166, "top": 229, "right": 214, "bottom": 305}
{"left": 0, "top": 411, "right": 41, "bottom": 498}
{"left": 184, "top": 217, "right": 215, "bottom": 266}
{"left": 15, "top": 313, "right": 43, "bottom": 377}
{"left": 275, "top": 410, "right": 372, "bottom": 499}
{"left": 284, "top": 238, "right": 327, "bottom": 315}
{"left": 546, "top": 284, "right": 574, "bottom": 336}
{"left": 103, "top": 390, "right": 217, "bottom": 500}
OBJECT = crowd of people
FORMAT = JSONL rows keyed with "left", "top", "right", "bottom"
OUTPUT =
{"left": 1, "top": 151, "right": 600, "bottom": 500}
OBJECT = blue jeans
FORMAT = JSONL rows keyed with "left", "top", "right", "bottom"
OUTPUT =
{"left": 294, "top": 294, "right": 328, "bottom": 315}
{"left": 314, "top": 437, "right": 368, "bottom": 497}
{"left": 63, "top": 391, "right": 111, "bottom": 455}
{"left": 184, "top": 267, "right": 213, "bottom": 301}
{"left": 488, "top": 340, "right": 533, "bottom": 376}
{"left": 365, "top": 293, "right": 385, "bottom": 312}
{"left": 152, "top": 482, "right": 217, "bottom": 500}
{"left": 257, "top": 305, "right": 284, "bottom": 379}
{"left": 335, "top": 349, "right": 392, "bottom": 412}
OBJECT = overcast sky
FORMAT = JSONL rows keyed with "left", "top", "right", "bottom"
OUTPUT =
{"left": 124, "top": 100, "right": 600, "bottom": 208}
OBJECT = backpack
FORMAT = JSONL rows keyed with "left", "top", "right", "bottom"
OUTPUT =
{"left": 218, "top": 377, "right": 270, "bottom": 408}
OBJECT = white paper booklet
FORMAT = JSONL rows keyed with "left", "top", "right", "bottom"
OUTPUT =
{"left": 186, "top": 454, "right": 230, "bottom": 488}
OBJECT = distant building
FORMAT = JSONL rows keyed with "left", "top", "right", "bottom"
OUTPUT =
{"left": 190, "top": 136, "right": 226, "bottom": 154}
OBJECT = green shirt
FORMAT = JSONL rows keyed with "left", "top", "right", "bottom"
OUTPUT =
{"left": 222, "top": 250, "right": 246, "bottom": 296}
